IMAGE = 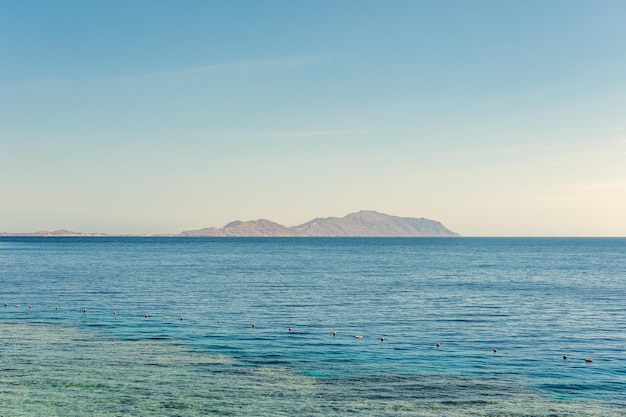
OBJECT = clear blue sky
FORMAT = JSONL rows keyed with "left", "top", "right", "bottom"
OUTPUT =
{"left": 1, "top": 1, "right": 625, "bottom": 235}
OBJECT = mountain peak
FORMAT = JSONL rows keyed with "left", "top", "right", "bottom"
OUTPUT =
{"left": 182, "top": 219, "right": 294, "bottom": 237}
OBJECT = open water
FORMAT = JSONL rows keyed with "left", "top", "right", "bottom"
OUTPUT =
{"left": 0, "top": 237, "right": 624, "bottom": 416}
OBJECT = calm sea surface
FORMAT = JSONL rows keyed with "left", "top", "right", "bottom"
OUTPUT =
{"left": 0, "top": 237, "right": 624, "bottom": 416}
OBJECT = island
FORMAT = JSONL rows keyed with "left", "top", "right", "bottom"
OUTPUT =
{"left": 180, "top": 210, "right": 459, "bottom": 237}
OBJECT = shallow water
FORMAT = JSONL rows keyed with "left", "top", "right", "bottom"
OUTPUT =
{"left": 1, "top": 237, "right": 624, "bottom": 415}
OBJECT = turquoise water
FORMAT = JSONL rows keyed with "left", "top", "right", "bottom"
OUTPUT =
{"left": 1, "top": 237, "right": 624, "bottom": 415}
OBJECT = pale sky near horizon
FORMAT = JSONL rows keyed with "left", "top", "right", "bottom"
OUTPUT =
{"left": 1, "top": 1, "right": 625, "bottom": 236}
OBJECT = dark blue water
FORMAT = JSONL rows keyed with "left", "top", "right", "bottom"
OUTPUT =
{"left": 1, "top": 237, "right": 624, "bottom": 415}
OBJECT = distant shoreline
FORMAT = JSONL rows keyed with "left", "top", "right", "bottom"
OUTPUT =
{"left": 0, "top": 211, "right": 460, "bottom": 238}
{"left": 0, "top": 234, "right": 461, "bottom": 238}
{"left": 2, "top": 235, "right": 624, "bottom": 239}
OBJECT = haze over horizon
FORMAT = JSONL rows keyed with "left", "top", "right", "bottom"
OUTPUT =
{"left": 2, "top": 1, "right": 625, "bottom": 237}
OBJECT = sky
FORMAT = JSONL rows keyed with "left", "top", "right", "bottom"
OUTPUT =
{"left": 1, "top": 1, "right": 625, "bottom": 236}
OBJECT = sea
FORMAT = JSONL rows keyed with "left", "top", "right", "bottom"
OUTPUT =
{"left": 0, "top": 237, "right": 624, "bottom": 416}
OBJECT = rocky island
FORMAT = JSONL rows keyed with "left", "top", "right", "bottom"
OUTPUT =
{"left": 180, "top": 210, "right": 459, "bottom": 237}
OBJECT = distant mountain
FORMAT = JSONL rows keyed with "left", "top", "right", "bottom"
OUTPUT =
{"left": 0, "top": 229, "right": 108, "bottom": 237}
{"left": 181, "top": 211, "right": 459, "bottom": 237}
{"left": 291, "top": 210, "right": 459, "bottom": 237}
{"left": 181, "top": 219, "right": 295, "bottom": 237}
